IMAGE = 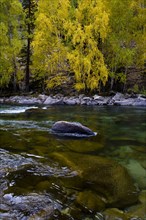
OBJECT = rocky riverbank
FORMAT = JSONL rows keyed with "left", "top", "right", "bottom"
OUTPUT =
{"left": 0, "top": 92, "right": 146, "bottom": 106}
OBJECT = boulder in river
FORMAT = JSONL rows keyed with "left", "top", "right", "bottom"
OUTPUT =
{"left": 51, "top": 121, "right": 96, "bottom": 137}
{"left": 50, "top": 152, "right": 139, "bottom": 209}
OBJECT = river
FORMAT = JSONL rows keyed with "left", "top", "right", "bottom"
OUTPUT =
{"left": 0, "top": 104, "right": 146, "bottom": 219}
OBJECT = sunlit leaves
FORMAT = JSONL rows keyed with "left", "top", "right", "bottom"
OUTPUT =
{"left": 0, "top": 0, "right": 24, "bottom": 88}
{"left": 66, "top": 0, "right": 109, "bottom": 91}
{"left": 105, "top": 0, "right": 146, "bottom": 79}
{"left": 32, "top": 0, "right": 70, "bottom": 88}
{"left": 1, "top": 0, "right": 145, "bottom": 92}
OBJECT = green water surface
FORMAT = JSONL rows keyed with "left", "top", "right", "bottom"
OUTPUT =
{"left": 0, "top": 105, "right": 146, "bottom": 219}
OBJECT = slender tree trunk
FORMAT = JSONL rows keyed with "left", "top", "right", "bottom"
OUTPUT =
{"left": 110, "top": 66, "right": 115, "bottom": 91}
{"left": 25, "top": 0, "right": 31, "bottom": 92}
{"left": 25, "top": 36, "right": 30, "bottom": 92}
{"left": 123, "top": 67, "right": 128, "bottom": 93}
{"left": 13, "top": 57, "right": 17, "bottom": 92}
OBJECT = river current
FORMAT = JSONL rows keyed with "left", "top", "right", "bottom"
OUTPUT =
{"left": 0, "top": 104, "right": 146, "bottom": 219}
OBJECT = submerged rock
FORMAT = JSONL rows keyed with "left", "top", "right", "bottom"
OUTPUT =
{"left": 0, "top": 149, "right": 35, "bottom": 175}
{"left": 125, "top": 159, "right": 146, "bottom": 189}
{"left": 103, "top": 208, "right": 129, "bottom": 220}
{"left": 124, "top": 190, "right": 146, "bottom": 219}
{"left": 0, "top": 149, "right": 75, "bottom": 219}
{"left": 51, "top": 121, "right": 96, "bottom": 137}
{"left": 76, "top": 190, "right": 106, "bottom": 212}
{"left": 50, "top": 152, "right": 139, "bottom": 208}
{"left": 0, "top": 193, "right": 61, "bottom": 220}
{"left": 103, "top": 195, "right": 146, "bottom": 220}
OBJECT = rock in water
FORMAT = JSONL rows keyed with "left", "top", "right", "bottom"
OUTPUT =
{"left": 50, "top": 152, "right": 139, "bottom": 208}
{"left": 51, "top": 121, "right": 96, "bottom": 137}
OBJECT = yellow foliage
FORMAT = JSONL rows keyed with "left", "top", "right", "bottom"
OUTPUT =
{"left": 32, "top": 0, "right": 70, "bottom": 86}
{"left": 75, "top": 82, "right": 85, "bottom": 91}
{"left": 0, "top": 0, "right": 24, "bottom": 87}
{"left": 65, "top": 0, "right": 109, "bottom": 91}
{"left": 32, "top": 0, "right": 110, "bottom": 91}
{"left": 46, "top": 74, "right": 68, "bottom": 89}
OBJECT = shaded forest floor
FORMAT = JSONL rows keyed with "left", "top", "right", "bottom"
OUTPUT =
{"left": 1, "top": 68, "right": 146, "bottom": 97}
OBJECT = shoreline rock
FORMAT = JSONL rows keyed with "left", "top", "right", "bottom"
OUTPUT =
{"left": 0, "top": 92, "right": 146, "bottom": 106}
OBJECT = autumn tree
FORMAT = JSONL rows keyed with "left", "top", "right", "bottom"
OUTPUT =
{"left": 104, "top": 0, "right": 146, "bottom": 91}
{"left": 131, "top": 0, "right": 146, "bottom": 67}
{"left": 32, "top": 0, "right": 70, "bottom": 91}
{"left": 0, "top": 0, "right": 24, "bottom": 91}
{"left": 1, "top": 0, "right": 145, "bottom": 94}
{"left": 65, "top": 0, "right": 109, "bottom": 92}
{"left": 21, "top": 0, "right": 37, "bottom": 92}
{"left": 32, "top": 0, "right": 109, "bottom": 92}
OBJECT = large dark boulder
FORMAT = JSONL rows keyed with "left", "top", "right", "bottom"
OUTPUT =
{"left": 51, "top": 121, "right": 96, "bottom": 137}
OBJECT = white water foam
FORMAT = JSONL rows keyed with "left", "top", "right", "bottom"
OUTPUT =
{"left": 0, "top": 106, "right": 38, "bottom": 114}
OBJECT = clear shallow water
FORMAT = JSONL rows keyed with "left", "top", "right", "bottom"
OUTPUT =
{"left": 0, "top": 104, "right": 146, "bottom": 219}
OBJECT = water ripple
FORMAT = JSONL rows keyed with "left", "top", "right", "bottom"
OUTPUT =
{"left": 0, "top": 119, "right": 53, "bottom": 131}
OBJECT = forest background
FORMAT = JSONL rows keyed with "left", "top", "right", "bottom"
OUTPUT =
{"left": 0, "top": 0, "right": 146, "bottom": 96}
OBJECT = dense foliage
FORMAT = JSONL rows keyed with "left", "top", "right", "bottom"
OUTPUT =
{"left": 0, "top": 0, "right": 146, "bottom": 94}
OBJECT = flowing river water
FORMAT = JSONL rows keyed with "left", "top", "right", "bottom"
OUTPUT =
{"left": 0, "top": 104, "right": 146, "bottom": 220}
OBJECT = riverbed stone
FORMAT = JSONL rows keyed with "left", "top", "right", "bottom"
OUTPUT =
{"left": 140, "top": 160, "right": 146, "bottom": 169}
{"left": 82, "top": 96, "right": 93, "bottom": 105}
{"left": 10, "top": 96, "right": 42, "bottom": 104}
{"left": 114, "top": 98, "right": 135, "bottom": 106}
{"left": 139, "top": 190, "right": 146, "bottom": 204}
{"left": 93, "top": 94, "right": 105, "bottom": 101}
{"left": 133, "top": 96, "right": 146, "bottom": 106}
{"left": 49, "top": 152, "right": 139, "bottom": 208}
{"left": 125, "top": 159, "right": 146, "bottom": 189}
{"left": 132, "top": 145, "right": 146, "bottom": 153}
{"left": 103, "top": 208, "right": 131, "bottom": 220}
{"left": 0, "top": 98, "right": 4, "bottom": 103}
{"left": 113, "top": 92, "right": 125, "bottom": 100}
{"left": 66, "top": 137, "right": 103, "bottom": 153}
{"left": 63, "top": 96, "right": 80, "bottom": 105}
{"left": 0, "top": 149, "right": 35, "bottom": 174}
{"left": 128, "top": 204, "right": 146, "bottom": 219}
{"left": 76, "top": 190, "right": 106, "bottom": 212}
{"left": 51, "top": 121, "right": 95, "bottom": 137}
{"left": 0, "top": 193, "right": 60, "bottom": 220}
{"left": 38, "top": 94, "right": 48, "bottom": 102}
{"left": 43, "top": 96, "right": 63, "bottom": 105}
{"left": 1, "top": 93, "right": 146, "bottom": 106}
{"left": 126, "top": 190, "right": 146, "bottom": 220}
{"left": 103, "top": 203, "right": 146, "bottom": 220}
